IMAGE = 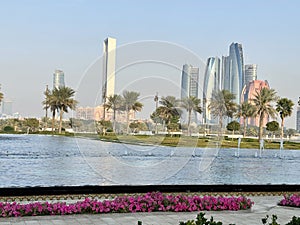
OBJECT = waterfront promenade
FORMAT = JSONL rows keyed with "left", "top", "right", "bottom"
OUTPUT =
{"left": 0, "top": 196, "right": 299, "bottom": 225}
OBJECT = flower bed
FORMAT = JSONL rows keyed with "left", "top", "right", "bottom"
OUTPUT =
{"left": 0, "top": 192, "right": 253, "bottom": 217}
{"left": 279, "top": 194, "right": 300, "bottom": 208}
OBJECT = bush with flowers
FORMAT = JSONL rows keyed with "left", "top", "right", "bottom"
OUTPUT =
{"left": 279, "top": 194, "right": 300, "bottom": 208}
{"left": 0, "top": 192, "right": 253, "bottom": 217}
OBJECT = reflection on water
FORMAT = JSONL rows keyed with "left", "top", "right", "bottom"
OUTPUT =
{"left": 0, "top": 134, "right": 299, "bottom": 187}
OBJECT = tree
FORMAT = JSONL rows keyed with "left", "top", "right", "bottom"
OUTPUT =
{"left": 253, "top": 87, "right": 277, "bottom": 140}
{"left": 181, "top": 96, "right": 202, "bottom": 136}
{"left": 24, "top": 118, "right": 40, "bottom": 133}
{"left": 56, "top": 87, "right": 78, "bottom": 134}
{"left": 0, "top": 91, "right": 3, "bottom": 106}
{"left": 208, "top": 90, "right": 237, "bottom": 135}
{"left": 236, "top": 102, "right": 256, "bottom": 137}
{"left": 129, "top": 121, "right": 147, "bottom": 133}
{"left": 104, "top": 94, "right": 123, "bottom": 132}
{"left": 266, "top": 121, "right": 279, "bottom": 137}
{"left": 43, "top": 87, "right": 78, "bottom": 134}
{"left": 122, "top": 91, "right": 143, "bottom": 134}
{"left": 226, "top": 121, "right": 240, "bottom": 136}
{"left": 43, "top": 88, "right": 59, "bottom": 133}
{"left": 276, "top": 98, "right": 294, "bottom": 139}
{"left": 157, "top": 96, "right": 181, "bottom": 128}
{"left": 97, "top": 120, "right": 112, "bottom": 135}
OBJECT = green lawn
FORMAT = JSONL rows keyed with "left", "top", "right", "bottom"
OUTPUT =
{"left": 80, "top": 134, "right": 300, "bottom": 150}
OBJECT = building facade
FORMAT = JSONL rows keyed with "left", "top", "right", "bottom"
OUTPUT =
{"left": 53, "top": 70, "right": 65, "bottom": 89}
{"left": 181, "top": 64, "right": 199, "bottom": 123}
{"left": 76, "top": 106, "right": 135, "bottom": 122}
{"left": 1, "top": 100, "right": 13, "bottom": 116}
{"left": 203, "top": 57, "right": 221, "bottom": 124}
{"left": 102, "top": 37, "right": 116, "bottom": 104}
{"left": 297, "top": 108, "right": 300, "bottom": 132}
{"left": 228, "top": 42, "right": 244, "bottom": 105}
{"left": 240, "top": 80, "right": 270, "bottom": 127}
{"left": 244, "top": 64, "right": 257, "bottom": 86}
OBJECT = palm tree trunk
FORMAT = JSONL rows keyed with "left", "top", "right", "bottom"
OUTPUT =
{"left": 218, "top": 113, "right": 223, "bottom": 137}
{"left": 259, "top": 112, "right": 264, "bottom": 141}
{"left": 187, "top": 110, "right": 191, "bottom": 136}
{"left": 126, "top": 108, "right": 130, "bottom": 134}
{"left": 52, "top": 110, "right": 55, "bottom": 134}
{"left": 59, "top": 107, "right": 64, "bottom": 134}
{"left": 281, "top": 118, "right": 284, "bottom": 139}
{"left": 243, "top": 116, "right": 247, "bottom": 137}
{"left": 113, "top": 109, "right": 116, "bottom": 133}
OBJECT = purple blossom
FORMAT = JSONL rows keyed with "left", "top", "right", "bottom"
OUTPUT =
{"left": 279, "top": 194, "right": 300, "bottom": 207}
{"left": 0, "top": 192, "right": 254, "bottom": 217}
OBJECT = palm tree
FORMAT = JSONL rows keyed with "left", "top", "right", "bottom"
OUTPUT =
{"left": 181, "top": 96, "right": 202, "bottom": 136}
{"left": 42, "top": 85, "right": 50, "bottom": 129}
{"left": 104, "top": 94, "right": 123, "bottom": 132}
{"left": 208, "top": 90, "right": 237, "bottom": 135}
{"left": 276, "top": 98, "right": 294, "bottom": 139}
{"left": 122, "top": 90, "right": 143, "bottom": 134}
{"left": 236, "top": 102, "right": 256, "bottom": 137}
{"left": 253, "top": 87, "right": 277, "bottom": 140}
{"left": 43, "top": 88, "right": 59, "bottom": 133}
{"left": 56, "top": 87, "right": 78, "bottom": 134}
{"left": 0, "top": 91, "right": 3, "bottom": 106}
{"left": 157, "top": 96, "right": 181, "bottom": 130}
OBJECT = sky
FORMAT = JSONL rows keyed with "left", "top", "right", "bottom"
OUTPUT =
{"left": 0, "top": 0, "right": 300, "bottom": 128}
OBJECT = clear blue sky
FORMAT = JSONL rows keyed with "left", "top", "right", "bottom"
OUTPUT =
{"left": 1, "top": 0, "right": 300, "bottom": 128}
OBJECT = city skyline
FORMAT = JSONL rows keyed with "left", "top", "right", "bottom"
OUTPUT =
{"left": 1, "top": 1, "right": 300, "bottom": 128}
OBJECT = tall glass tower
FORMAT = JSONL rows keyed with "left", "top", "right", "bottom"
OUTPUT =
{"left": 244, "top": 64, "right": 257, "bottom": 85}
{"left": 53, "top": 70, "right": 65, "bottom": 89}
{"left": 229, "top": 42, "right": 244, "bottom": 105}
{"left": 203, "top": 57, "right": 220, "bottom": 124}
{"left": 181, "top": 64, "right": 199, "bottom": 123}
{"left": 102, "top": 37, "right": 116, "bottom": 103}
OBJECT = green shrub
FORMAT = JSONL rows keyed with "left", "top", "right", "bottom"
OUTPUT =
{"left": 3, "top": 126, "right": 14, "bottom": 132}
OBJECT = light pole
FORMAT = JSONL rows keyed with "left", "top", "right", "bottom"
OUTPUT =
{"left": 154, "top": 92, "right": 158, "bottom": 134}
{"left": 44, "top": 85, "right": 49, "bottom": 130}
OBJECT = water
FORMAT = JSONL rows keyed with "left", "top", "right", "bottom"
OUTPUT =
{"left": 0, "top": 134, "right": 299, "bottom": 187}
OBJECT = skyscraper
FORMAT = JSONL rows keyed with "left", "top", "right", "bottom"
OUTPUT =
{"left": 228, "top": 42, "right": 244, "bottom": 105}
{"left": 181, "top": 64, "right": 199, "bottom": 99}
{"left": 244, "top": 64, "right": 257, "bottom": 85}
{"left": 297, "top": 108, "right": 300, "bottom": 132}
{"left": 1, "top": 100, "right": 13, "bottom": 116}
{"left": 221, "top": 56, "right": 230, "bottom": 91}
{"left": 53, "top": 70, "right": 65, "bottom": 89}
{"left": 102, "top": 37, "right": 116, "bottom": 103}
{"left": 203, "top": 57, "right": 221, "bottom": 124}
{"left": 181, "top": 64, "right": 199, "bottom": 123}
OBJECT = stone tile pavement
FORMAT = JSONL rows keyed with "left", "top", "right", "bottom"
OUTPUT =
{"left": 0, "top": 196, "right": 299, "bottom": 225}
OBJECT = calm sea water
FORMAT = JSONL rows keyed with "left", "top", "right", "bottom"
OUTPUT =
{"left": 0, "top": 134, "right": 299, "bottom": 187}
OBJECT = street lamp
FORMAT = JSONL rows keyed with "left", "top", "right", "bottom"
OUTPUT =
{"left": 154, "top": 92, "right": 158, "bottom": 134}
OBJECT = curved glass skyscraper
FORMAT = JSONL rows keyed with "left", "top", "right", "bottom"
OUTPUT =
{"left": 203, "top": 57, "right": 220, "bottom": 124}
{"left": 228, "top": 42, "right": 244, "bottom": 105}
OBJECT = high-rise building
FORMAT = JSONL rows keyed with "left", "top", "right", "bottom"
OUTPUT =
{"left": 203, "top": 57, "right": 221, "bottom": 124}
{"left": 181, "top": 64, "right": 199, "bottom": 123}
{"left": 221, "top": 56, "right": 230, "bottom": 91}
{"left": 240, "top": 80, "right": 270, "bottom": 127}
{"left": 228, "top": 42, "right": 244, "bottom": 105}
{"left": 53, "top": 70, "right": 65, "bottom": 89}
{"left": 245, "top": 64, "right": 257, "bottom": 85}
{"left": 1, "top": 100, "right": 13, "bottom": 116}
{"left": 297, "top": 108, "right": 300, "bottom": 132}
{"left": 181, "top": 64, "right": 199, "bottom": 99}
{"left": 102, "top": 37, "right": 116, "bottom": 103}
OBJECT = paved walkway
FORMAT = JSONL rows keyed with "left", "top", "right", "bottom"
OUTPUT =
{"left": 0, "top": 196, "right": 299, "bottom": 225}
